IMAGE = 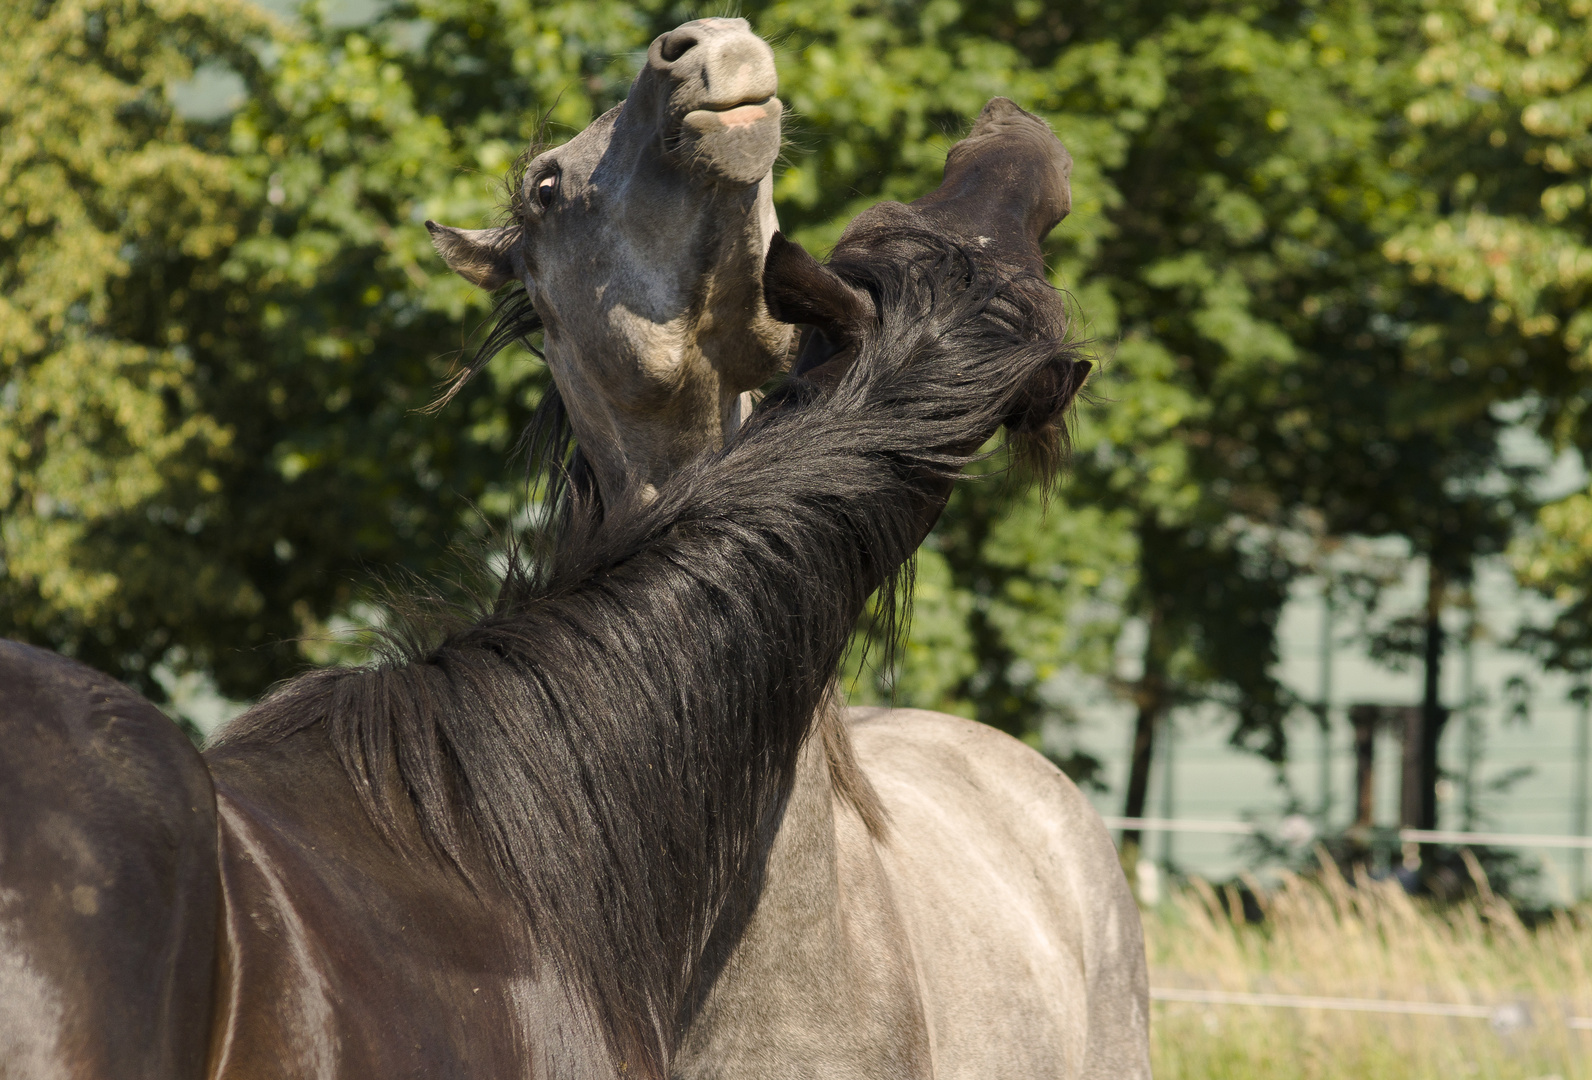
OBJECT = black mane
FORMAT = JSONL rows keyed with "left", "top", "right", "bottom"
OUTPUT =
{"left": 216, "top": 233, "right": 1086, "bottom": 1075}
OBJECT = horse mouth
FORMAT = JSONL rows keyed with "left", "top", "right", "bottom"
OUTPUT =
{"left": 684, "top": 96, "right": 779, "bottom": 130}
{"left": 676, "top": 96, "right": 783, "bottom": 184}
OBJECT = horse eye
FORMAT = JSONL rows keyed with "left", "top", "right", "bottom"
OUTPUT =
{"left": 536, "top": 174, "right": 558, "bottom": 209}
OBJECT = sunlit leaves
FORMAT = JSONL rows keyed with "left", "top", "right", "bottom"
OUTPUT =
{"left": 1394, "top": 0, "right": 1592, "bottom": 653}
{"left": 0, "top": 0, "right": 274, "bottom": 686}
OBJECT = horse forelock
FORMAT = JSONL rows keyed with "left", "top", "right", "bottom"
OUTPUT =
{"left": 215, "top": 229, "right": 1089, "bottom": 1077}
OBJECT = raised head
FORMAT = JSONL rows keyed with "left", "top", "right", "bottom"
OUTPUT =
{"left": 910, "top": 96, "right": 1073, "bottom": 277}
{"left": 764, "top": 97, "right": 1084, "bottom": 449}
{"left": 428, "top": 18, "right": 792, "bottom": 502}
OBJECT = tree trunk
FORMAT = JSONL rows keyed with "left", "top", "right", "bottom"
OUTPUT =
{"left": 1401, "top": 563, "right": 1450, "bottom": 870}
{"left": 1120, "top": 601, "right": 1168, "bottom": 878}
{"left": 1418, "top": 564, "right": 1448, "bottom": 832}
{"left": 1349, "top": 704, "right": 1378, "bottom": 831}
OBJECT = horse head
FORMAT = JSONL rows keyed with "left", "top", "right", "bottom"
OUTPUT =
{"left": 428, "top": 18, "right": 791, "bottom": 503}
{"left": 764, "top": 97, "right": 1087, "bottom": 467}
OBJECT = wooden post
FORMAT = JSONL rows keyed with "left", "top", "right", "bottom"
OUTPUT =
{"left": 1350, "top": 704, "right": 1377, "bottom": 831}
{"left": 1121, "top": 601, "right": 1168, "bottom": 883}
{"left": 1409, "top": 564, "right": 1450, "bottom": 849}
{"left": 1400, "top": 702, "right": 1424, "bottom": 833}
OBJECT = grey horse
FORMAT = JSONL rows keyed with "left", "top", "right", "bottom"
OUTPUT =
{"left": 430, "top": 18, "right": 1150, "bottom": 1078}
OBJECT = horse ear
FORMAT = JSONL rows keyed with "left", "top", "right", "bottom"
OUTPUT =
{"left": 763, "top": 232, "right": 872, "bottom": 340}
{"left": 426, "top": 221, "right": 518, "bottom": 290}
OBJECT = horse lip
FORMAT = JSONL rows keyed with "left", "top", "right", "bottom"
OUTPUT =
{"left": 682, "top": 96, "right": 779, "bottom": 130}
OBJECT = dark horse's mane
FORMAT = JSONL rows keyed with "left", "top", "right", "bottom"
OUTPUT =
{"left": 215, "top": 231, "right": 1086, "bottom": 1076}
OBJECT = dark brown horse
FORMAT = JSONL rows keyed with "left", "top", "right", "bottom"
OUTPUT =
{"left": 0, "top": 136, "right": 1091, "bottom": 1080}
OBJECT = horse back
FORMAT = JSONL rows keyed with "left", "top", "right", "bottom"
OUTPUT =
{"left": 846, "top": 706, "right": 1150, "bottom": 1080}
{"left": 0, "top": 640, "right": 220, "bottom": 1080}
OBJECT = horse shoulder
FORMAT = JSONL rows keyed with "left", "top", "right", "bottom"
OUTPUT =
{"left": 845, "top": 706, "right": 1150, "bottom": 1080}
{"left": 203, "top": 727, "right": 578, "bottom": 1080}
{"left": 0, "top": 639, "right": 220, "bottom": 1080}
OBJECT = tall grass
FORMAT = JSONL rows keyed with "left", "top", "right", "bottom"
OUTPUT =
{"left": 1145, "top": 854, "right": 1592, "bottom": 1079}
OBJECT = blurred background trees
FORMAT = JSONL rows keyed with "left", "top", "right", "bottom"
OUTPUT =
{"left": 3, "top": 0, "right": 1589, "bottom": 850}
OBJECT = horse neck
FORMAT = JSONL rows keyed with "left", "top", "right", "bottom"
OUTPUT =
{"left": 581, "top": 389, "right": 761, "bottom": 511}
{"left": 680, "top": 698, "right": 851, "bottom": 1002}
{"left": 673, "top": 703, "right": 933, "bottom": 1073}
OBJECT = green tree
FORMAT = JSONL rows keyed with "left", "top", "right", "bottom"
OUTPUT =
{"left": 1262, "top": 0, "right": 1591, "bottom": 845}
{"left": 1394, "top": 0, "right": 1592, "bottom": 681}
{"left": 765, "top": 4, "right": 1309, "bottom": 816}
{"left": 765, "top": 2, "right": 1391, "bottom": 850}
{"left": 2, "top": 0, "right": 283, "bottom": 696}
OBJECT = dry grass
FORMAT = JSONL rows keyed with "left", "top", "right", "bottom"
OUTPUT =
{"left": 1145, "top": 853, "right": 1592, "bottom": 1079}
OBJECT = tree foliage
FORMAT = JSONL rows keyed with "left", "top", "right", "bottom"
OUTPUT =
{"left": 3, "top": 0, "right": 281, "bottom": 695}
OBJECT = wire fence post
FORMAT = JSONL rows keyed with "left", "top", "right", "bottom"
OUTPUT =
{"left": 1159, "top": 714, "right": 1176, "bottom": 875}
{"left": 1574, "top": 681, "right": 1589, "bottom": 901}
{"left": 1461, "top": 609, "right": 1481, "bottom": 833}
{"left": 1317, "top": 582, "right": 1335, "bottom": 832}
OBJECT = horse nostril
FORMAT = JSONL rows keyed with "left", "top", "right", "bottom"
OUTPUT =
{"left": 658, "top": 31, "right": 698, "bottom": 63}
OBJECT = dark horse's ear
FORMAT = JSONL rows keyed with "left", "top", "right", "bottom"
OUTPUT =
{"left": 764, "top": 233, "right": 877, "bottom": 379}
{"left": 426, "top": 221, "right": 519, "bottom": 291}
{"left": 763, "top": 232, "right": 873, "bottom": 341}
